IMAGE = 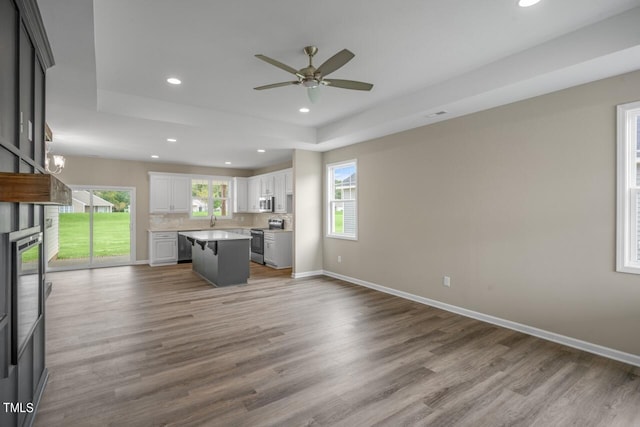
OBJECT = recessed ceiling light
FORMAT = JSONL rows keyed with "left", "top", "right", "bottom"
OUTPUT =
{"left": 151, "top": 155, "right": 159, "bottom": 159}
{"left": 167, "top": 138, "right": 177, "bottom": 142}
{"left": 225, "top": 161, "right": 232, "bottom": 165}
{"left": 299, "top": 107, "right": 310, "bottom": 113}
{"left": 517, "top": 0, "right": 541, "bottom": 7}
{"left": 257, "top": 149, "right": 266, "bottom": 153}
{"left": 166, "top": 77, "right": 181, "bottom": 85}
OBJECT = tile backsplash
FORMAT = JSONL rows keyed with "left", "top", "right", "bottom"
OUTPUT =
{"left": 149, "top": 213, "right": 251, "bottom": 230}
{"left": 149, "top": 212, "right": 293, "bottom": 230}
{"left": 253, "top": 213, "right": 294, "bottom": 230}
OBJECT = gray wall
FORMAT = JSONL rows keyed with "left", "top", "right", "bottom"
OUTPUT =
{"left": 322, "top": 70, "right": 640, "bottom": 357}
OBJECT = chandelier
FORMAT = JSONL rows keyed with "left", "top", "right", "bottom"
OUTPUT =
{"left": 44, "top": 139, "right": 65, "bottom": 175}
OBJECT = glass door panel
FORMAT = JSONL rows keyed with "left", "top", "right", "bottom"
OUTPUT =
{"left": 46, "top": 188, "right": 134, "bottom": 270}
{"left": 47, "top": 190, "right": 90, "bottom": 269}
{"left": 91, "top": 190, "right": 131, "bottom": 266}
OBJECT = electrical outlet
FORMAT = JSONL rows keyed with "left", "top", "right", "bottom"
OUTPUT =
{"left": 338, "top": 256, "right": 342, "bottom": 263}
{"left": 443, "top": 276, "right": 451, "bottom": 287}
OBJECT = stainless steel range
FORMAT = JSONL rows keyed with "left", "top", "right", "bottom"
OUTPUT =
{"left": 250, "top": 218, "right": 284, "bottom": 264}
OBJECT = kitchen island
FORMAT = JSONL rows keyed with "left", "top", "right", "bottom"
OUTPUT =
{"left": 179, "top": 230, "right": 252, "bottom": 286}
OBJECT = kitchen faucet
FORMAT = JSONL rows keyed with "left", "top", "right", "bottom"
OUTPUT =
{"left": 210, "top": 214, "right": 216, "bottom": 227}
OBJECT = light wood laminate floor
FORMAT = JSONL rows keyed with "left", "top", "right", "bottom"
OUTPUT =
{"left": 35, "top": 263, "right": 640, "bottom": 426}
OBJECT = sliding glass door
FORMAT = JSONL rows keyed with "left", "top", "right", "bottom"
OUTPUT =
{"left": 45, "top": 187, "right": 135, "bottom": 270}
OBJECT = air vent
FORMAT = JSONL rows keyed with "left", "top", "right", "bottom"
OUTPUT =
{"left": 426, "top": 111, "right": 448, "bottom": 118}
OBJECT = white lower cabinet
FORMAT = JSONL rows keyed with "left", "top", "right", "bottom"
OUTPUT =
{"left": 263, "top": 231, "right": 292, "bottom": 269}
{"left": 149, "top": 231, "right": 178, "bottom": 266}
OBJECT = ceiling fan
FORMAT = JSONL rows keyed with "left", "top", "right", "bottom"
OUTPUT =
{"left": 254, "top": 46, "right": 373, "bottom": 103}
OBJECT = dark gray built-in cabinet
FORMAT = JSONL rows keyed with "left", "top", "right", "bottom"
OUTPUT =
{"left": 0, "top": 0, "right": 54, "bottom": 426}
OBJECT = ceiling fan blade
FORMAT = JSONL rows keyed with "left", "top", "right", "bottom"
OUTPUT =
{"left": 254, "top": 81, "right": 299, "bottom": 90}
{"left": 255, "top": 54, "right": 303, "bottom": 78}
{"left": 323, "top": 79, "right": 373, "bottom": 91}
{"left": 316, "top": 49, "right": 355, "bottom": 77}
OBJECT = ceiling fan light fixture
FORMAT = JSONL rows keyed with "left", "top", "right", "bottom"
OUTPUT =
{"left": 303, "top": 79, "right": 319, "bottom": 88}
{"left": 307, "top": 86, "right": 321, "bottom": 104}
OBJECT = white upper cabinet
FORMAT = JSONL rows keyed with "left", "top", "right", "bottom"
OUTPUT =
{"left": 260, "top": 175, "right": 275, "bottom": 196}
{"left": 231, "top": 168, "right": 293, "bottom": 213}
{"left": 285, "top": 169, "right": 293, "bottom": 194}
{"left": 274, "top": 173, "right": 286, "bottom": 213}
{"left": 247, "top": 176, "right": 261, "bottom": 212}
{"left": 150, "top": 174, "right": 171, "bottom": 213}
{"left": 171, "top": 176, "right": 191, "bottom": 212}
{"left": 149, "top": 173, "right": 190, "bottom": 213}
{"left": 233, "top": 177, "right": 248, "bottom": 213}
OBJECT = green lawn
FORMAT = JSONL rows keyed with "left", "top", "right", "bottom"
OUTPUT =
{"left": 334, "top": 210, "right": 343, "bottom": 233}
{"left": 57, "top": 212, "right": 130, "bottom": 259}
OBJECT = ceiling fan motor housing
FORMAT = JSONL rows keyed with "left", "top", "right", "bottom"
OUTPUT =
{"left": 303, "top": 79, "right": 319, "bottom": 88}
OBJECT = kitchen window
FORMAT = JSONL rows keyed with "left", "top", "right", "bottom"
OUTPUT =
{"left": 327, "top": 159, "right": 357, "bottom": 240}
{"left": 191, "top": 177, "right": 232, "bottom": 219}
{"left": 616, "top": 101, "right": 640, "bottom": 274}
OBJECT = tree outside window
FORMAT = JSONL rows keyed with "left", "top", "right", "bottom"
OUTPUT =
{"left": 191, "top": 178, "right": 231, "bottom": 219}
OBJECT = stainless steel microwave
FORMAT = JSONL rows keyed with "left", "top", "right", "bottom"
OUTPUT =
{"left": 259, "top": 196, "right": 274, "bottom": 212}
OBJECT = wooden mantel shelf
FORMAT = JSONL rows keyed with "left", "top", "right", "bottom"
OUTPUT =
{"left": 0, "top": 172, "right": 71, "bottom": 205}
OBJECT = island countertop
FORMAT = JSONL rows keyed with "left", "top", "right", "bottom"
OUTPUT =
{"left": 179, "top": 230, "right": 252, "bottom": 242}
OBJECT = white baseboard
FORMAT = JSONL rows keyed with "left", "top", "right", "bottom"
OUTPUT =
{"left": 292, "top": 270, "right": 324, "bottom": 279}
{"left": 135, "top": 260, "right": 149, "bottom": 265}
{"left": 323, "top": 270, "right": 640, "bottom": 368}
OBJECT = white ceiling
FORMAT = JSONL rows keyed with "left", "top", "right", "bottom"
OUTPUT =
{"left": 38, "top": 0, "right": 640, "bottom": 170}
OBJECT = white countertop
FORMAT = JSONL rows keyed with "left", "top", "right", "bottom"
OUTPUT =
{"left": 179, "top": 230, "right": 252, "bottom": 241}
{"left": 150, "top": 226, "right": 292, "bottom": 233}
{"left": 149, "top": 226, "right": 253, "bottom": 232}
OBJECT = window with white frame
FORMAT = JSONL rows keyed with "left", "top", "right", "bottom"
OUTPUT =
{"left": 616, "top": 101, "right": 640, "bottom": 273}
{"left": 191, "top": 177, "right": 232, "bottom": 219}
{"left": 327, "top": 160, "right": 357, "bottom": 240}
